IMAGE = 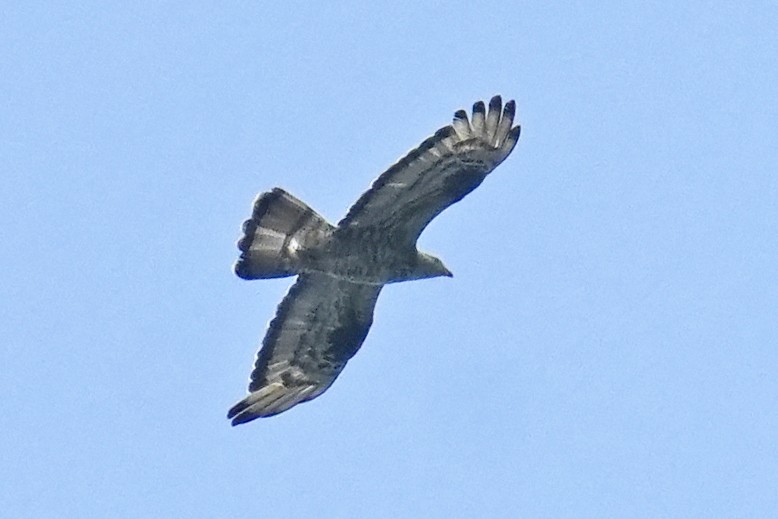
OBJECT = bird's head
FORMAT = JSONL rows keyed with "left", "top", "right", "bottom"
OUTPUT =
{"left": 415, "top": 252, "right": 453, "bottom": 280}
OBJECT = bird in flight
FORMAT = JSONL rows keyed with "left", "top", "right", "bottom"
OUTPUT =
{"left": 228, "top": 96, "right": 521, "bottom": 425}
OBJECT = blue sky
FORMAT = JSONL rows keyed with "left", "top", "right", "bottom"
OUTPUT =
{"left": 2, "top": 1, "right": 777, "bottom": 517}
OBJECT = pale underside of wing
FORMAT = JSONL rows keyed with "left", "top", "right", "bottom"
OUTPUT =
{"left": 228, "top": 273, "right": 382, "bottom": 425}
{"left": 338, "top": 96, "right": 521, "bottom": 245}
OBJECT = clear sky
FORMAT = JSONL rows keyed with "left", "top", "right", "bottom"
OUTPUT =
{"left": 2, "top": 2, "right": 777, "bottom": 517}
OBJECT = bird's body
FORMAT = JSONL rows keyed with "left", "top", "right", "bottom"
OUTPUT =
{"left": 229, "top": 96, "right": 521, "bottom": 425}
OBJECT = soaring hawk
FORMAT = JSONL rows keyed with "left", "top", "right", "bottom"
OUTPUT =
{"left": 229, "top": 96, "right": 521, "bottom": 425}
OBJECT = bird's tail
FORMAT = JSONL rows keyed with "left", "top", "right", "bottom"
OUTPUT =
{"left": 234, "top": 188, "right": 334, "bottom": 279}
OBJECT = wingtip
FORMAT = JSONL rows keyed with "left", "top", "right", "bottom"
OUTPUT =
{"left": 488, "top": 95, "right": 503, "bottom": 113}
{"left": 510, "top": 124, "right": 521, "bottom": 141}
{"left": 233, "top": 257, "right": 253, "bottom": 279}
{"left": 503, "top": 99, "right": 516, "bottom": 119}
{"left": 452, "top": 108, "right": 473, "bottom": 138}
{"left": 226, "top": 399, "right": 245, "bottom": 420}
{"left": 227, "top": 398, "right": 261, "bottom": 426}
{"left": 230, "top": 412, "right": 258, "bottom": 426}
{"left": 501, "top": 124, "right": 521, "bottom": 154}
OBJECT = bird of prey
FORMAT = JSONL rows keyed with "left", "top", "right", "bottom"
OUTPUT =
{"left": 228, "top": 96, "right": 521, "bottom": 425}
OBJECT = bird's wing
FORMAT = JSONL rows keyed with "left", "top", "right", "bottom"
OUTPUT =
{"left": 228, "top": 273, "right": 382, "bottom": 425}
{"left": 337, "top": 96, "right": 520, "bottom": 245}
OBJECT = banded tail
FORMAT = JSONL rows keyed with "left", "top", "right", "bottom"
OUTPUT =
{"left": 234, "top": 188, "right": 334, "bottom": 279}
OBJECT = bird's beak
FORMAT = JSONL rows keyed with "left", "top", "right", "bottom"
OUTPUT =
{"left": 444, "top": 267, "right": 453, "bottom": 278}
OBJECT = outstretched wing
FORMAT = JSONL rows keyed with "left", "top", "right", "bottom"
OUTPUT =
{"left": 338, "top": 96, "right": 521, "bottom": 245}
{"left": 228, "top": 273, "right": 382, "bottom": 425}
